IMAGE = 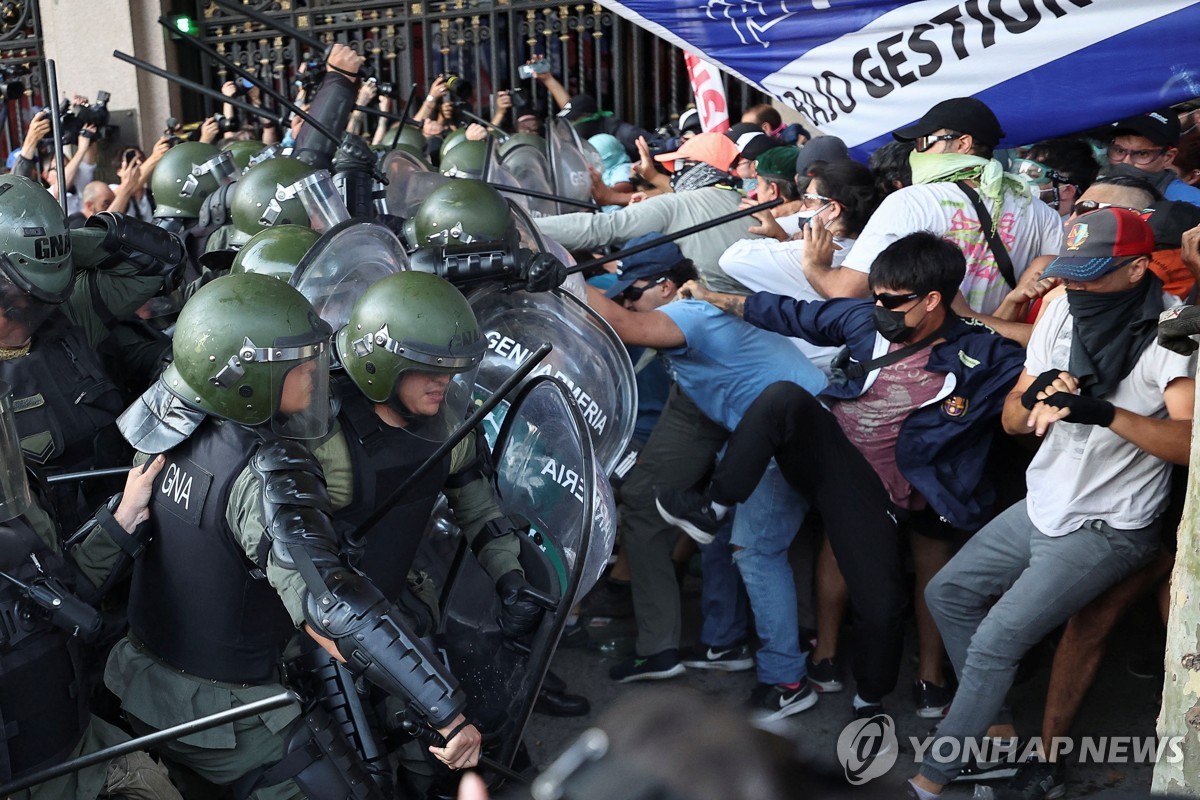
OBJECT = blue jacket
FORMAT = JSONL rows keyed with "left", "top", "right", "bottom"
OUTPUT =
{"left": 744, "top": 294, "right": 1026, "bottom": 531}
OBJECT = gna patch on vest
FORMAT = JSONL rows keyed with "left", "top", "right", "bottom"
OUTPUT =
{"left": 157, "top": 456, "right": 214, "bottom": 526}
{"left": 942, "top": 396, "right": 969, "bottom": 418}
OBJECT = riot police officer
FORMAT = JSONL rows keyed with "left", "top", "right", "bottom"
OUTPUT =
{"left": 0, "top": 380, "right": 180, "bottom": 800}
{"left": 0, "top": 174, "right": 184, "bottom": 529}
{"left": 107, "top": 273, "right": 480, "bottom": 800}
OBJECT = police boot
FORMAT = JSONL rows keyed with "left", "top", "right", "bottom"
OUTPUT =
{"left": 533, "top": 670, "right": 590, "bottom": 717}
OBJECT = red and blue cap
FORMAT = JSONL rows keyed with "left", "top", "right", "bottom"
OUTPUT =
{"left": 1041, "top": 208, "right": 1155, "bottom": 282}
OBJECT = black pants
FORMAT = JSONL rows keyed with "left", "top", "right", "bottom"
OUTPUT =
{"left": 709, "top": 381, "right": 904, "bottom": 702}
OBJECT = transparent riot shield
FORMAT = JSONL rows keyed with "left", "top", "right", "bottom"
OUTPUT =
{"left": 545, "top": 118, "right": 596, "bottom": 214}
{"left": 378, "top": 149, "right": 431, "bottom": 217}
{"left": 494, "top": 141, "right": 559, "bottom": 219}
{"left": 289, "top": 219, "right": 409, "bottom": 331}
{"left": 427, "top": 376, "right": 613, "bottom": 774}
{"left": 469, "top": 284, "right": 636, "bottom": 476}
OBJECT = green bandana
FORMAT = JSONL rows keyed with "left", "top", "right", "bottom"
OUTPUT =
{"left": 908, "top": 151, "right": 1030, "bottom": 203}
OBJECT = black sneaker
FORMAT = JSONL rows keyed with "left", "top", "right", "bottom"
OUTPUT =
{"left": 654, "top": 487, "right": 723, "bottom": 545}
{"left": 608, "top": 649, "right": 686, "bottom": 683}
{"left": 912, "top": 679, "right": 954, "bottom": 719}
{"left": 853, "top": 700, "right": 884, "bottom": 720}
{"left": 748, "top": 681, "right": 818, "bottom": 722}
{"left": 806, "top": 654, "right": 844, "bottom": 693}
{"left": 995, "top": 759, "right": 1066, "bottom": 800}
{"left": 681, "top": 642, "right": 754, "bottom": 671}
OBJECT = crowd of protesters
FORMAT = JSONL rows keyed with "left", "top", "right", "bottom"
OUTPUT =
{"left": 2, "top": 42, "right": 1200, "bottom": 800}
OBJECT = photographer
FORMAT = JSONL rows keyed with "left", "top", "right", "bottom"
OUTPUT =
{"left": 220, "top": 79, "right": 279, "bottom": 146}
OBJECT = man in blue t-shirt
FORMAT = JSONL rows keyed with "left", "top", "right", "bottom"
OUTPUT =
{"left": 588, "top": 233, "right": 828, "bottom": 721}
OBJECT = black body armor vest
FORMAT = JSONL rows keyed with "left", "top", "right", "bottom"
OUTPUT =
{"left": 335, "top": 390, "right": 450, "bottom": 600}
{"left": 128, "top": 419, "right": 295, "bottom": 684}
{"left": 4, "top": 313, "right": 129, "bottom": 527}
{"left": 0, "top": 517, "right": 89, "bottom": 782}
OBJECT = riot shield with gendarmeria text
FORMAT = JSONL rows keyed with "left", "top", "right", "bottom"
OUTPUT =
{"left": 468, "top": 284, "right": 636, "bottom": 476}
{"left": 546, "top": 118, "right": 596, "bottom": 215}
{"left": 429, "top": 376, "right": 612, "bottom": 779}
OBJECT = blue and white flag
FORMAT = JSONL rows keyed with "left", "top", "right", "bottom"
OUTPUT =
{"left": 602, "top": 0, "right": 1200, "bottom": 156}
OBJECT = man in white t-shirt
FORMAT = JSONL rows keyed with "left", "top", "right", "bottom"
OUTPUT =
{"left": 837, "top": 98, "right": 1063, "bottom": 344}
{"left": 909, "top": 207, "right": 1195, "bottom": 800}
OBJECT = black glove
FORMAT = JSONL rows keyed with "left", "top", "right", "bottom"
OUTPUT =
{"left": 1158, "top": 305, "right": 1200, "bottom": 356}
{"left": 1039, "top": 392, "right": 1116, "bottom": 427}
{"left": 1021, "top": 369, "right": 1067, "bottom": 409}
{"left": 521, "top": 250, "right": 567, "bottom": 293}
{"left": 496, "top": 570, "right": 543, "bottom": 638}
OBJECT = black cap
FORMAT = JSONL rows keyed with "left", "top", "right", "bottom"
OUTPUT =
{"left": 892, "top": 97, "right": 1005, "bottom": 147}
{"left": 558, "top": 94, "right": 598, "bottom": 121}
{"left": 725, "top": 122, "right": 780, "bottom": 162}
{"left": 1109, "top": 109, "right": 1182, "bottom": 147}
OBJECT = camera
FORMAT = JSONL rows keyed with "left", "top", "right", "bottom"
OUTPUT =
{"left": 517, "top": 60, "right": 551, "bottom": 80}
{"left": 212, "top": 113, "right": 239, "bottom": 134}
{"left": 233, "top": 77, "right": 255, "bottom": 97}
{"left": 443, "top": 74, "right": 472, "bottom": 101}
{"left": 365, "top": 76, "right": 395, "bottom": 97}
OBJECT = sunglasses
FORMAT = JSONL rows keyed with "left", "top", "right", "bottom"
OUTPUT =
{"left": 914, "top": 133, "right": 964, "bottom": 153}
{"left": 620, "top": 276, "right": 668, "bottom": 302}
{"left": 872, "top": 291, "right": 923, "bottom": 310}
{"left": 1072, "top": 200, "right": 1153, "bottom": 216}
{"left": 801, "top": 191, "right": 832, "bottom": 204}
{"left": 1106, "top": 143, "right": 1169, "bottom": 167}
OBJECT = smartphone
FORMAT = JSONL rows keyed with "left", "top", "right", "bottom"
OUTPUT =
{"left": 518, "top": 60, "right": 551, "bottom": 80}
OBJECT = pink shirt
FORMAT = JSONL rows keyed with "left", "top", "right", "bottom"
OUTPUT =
{"left": 830, "top": 345, "right": 944, "bottom": 509}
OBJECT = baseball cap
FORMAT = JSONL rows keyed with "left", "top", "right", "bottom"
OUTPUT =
{"left": 678, "top": 108, "right": 702, "bottom": 135}
{"left": 1109, "top": 109, "right": 1181, "bottom": 147}
{"left": 755, "top": 146, "right": 800, "bottom": 180}
{"left": 603, "top": 233, "right": 686, "bottom": 298}
{"left": 1041, "top": 208, "right": 1155, "bottom": 282}
{"left": 794, "top": 136, "right": 850, "bottom": 178}
{"left": 654, "top": 131, "right": 740, "bottom": 173}
{"left": 892, "top": 97, "right": 1005, "bottom": 147}
{"left": 558, "top": 94, "right": 598, "bottom": 121}
{"left": 725, "top": 122, "right": 780, "bottom": 162}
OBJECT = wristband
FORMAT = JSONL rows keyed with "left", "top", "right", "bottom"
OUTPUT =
{"left": 425, "top": 95, "right": 438, "bottom": 104}
{"left": 444, "top": 718, "right": 472, "bottom": 744}
{"left": 327, "top": 63, "right": 358, "bottom": 79}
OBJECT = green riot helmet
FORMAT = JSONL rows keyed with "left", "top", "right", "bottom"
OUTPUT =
{"left": 163, "top": 272, "right": 332, "bottom": 439}
{"left": 229, "top": 156, "right": 317, "bottom": 246}
{"left": 439, "top": 139, "right": 486, "bottom": 179}
{"left": 0, "top": 175, "right": 73, "bottom": 306}
{"left": 394, "top": 125, "right": 428, "bottom": 158}
{"left": 497, "top": 132, "right": 545, "bottom": 158}
{"left": 411, "top": 178, "right": 514, "bottom": 247}
{"left": 439, "top": 128, "right": 469, "bottom": 160}
{"left": 335, "top": 271, "right": 484, "bottom": 440}
{"left": 230, "top": 225, "right": 320, "bottom": 282}
{"left": 151, "top": 142, "right": 224, "bottom": 219}
{"left": 222, "top": 139, "right": 268, "bottom": 173}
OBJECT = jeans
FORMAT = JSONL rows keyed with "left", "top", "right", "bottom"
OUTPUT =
{"left": 730, "top": 458, "right": 810, "bottom": 685}
{"left": 698, "top": 513, "right": 750, "bottom": 649}
{"left": 919, "top": 499, "right": 1161, "bottom": 785}
{"left": 710, "top": 382, "right": 904, "bottom": 701}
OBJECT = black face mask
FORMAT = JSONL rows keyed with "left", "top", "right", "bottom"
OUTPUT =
{"left": 873, "top": 306, "right": 917, "bottom": 343}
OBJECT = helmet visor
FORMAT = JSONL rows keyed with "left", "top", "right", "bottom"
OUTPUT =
{"left": 270, "top": 337, "right": 332, "bottom": 440}
{"left": 392, "top": 364, "right": 480, "bottom": 444}
{"left": 0, "top": 269, "right": 57, "bottom": 346}
{"left": 0, "top": 381, "right": 31, "bottom": 522}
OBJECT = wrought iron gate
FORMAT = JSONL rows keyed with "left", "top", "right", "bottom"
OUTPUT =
{"left": 193, "top": 0, "right": 766, "bottom": 133}
{"left": 0, "top": 0, "right": 47, "bottom": 158}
